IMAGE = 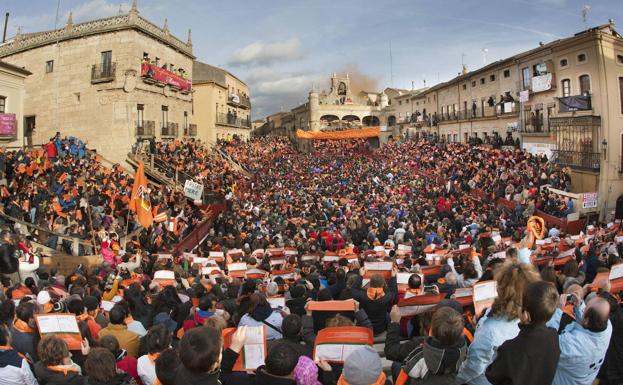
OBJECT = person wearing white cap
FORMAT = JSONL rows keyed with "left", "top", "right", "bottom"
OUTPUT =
{"left": 36, "top": 290, "right": 53, "bottom": 314}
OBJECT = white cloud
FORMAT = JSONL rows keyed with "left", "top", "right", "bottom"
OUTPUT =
{"left": 229, "top": 38, "right": 303, "bottom": 67}
{"left": 244, "top": 66, "right": 323, "bottom": 118}
{"left": 69, "top": 0, "right": 131, "bottom": 23}
{"left": 7, "top": 0, "right": 131, "bottom": 36}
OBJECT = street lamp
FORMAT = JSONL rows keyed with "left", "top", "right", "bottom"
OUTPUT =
{"left": 602, "top": 138, "right": 608, "bottom": 159}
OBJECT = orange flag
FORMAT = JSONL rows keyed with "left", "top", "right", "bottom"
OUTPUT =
{"left": 130, "top": 161, "right": 153, "bottom": 229}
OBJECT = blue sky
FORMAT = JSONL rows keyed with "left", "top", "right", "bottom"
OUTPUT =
{"left": 5, "top": 0, "right": 623, "bottom": 118}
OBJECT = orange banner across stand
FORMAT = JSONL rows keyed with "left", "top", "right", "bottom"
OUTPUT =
{"left": 296, "top": 127, "right": 381, "bottom": 140}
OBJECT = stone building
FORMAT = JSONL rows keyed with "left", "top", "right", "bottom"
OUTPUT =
{"left": 291, "top": 73, "right": 387, "bottom": 133}
{"left": 0, "top": 60, "right": 30, "bottom": 147}
{"left": 0, "top": 1, "right": 194, "bottom": 164}
{"left": 192, "top": 60, "right": 251, "bottom": 143}
{"left": 403, "top": 22, "right": 623, "bottom": 218}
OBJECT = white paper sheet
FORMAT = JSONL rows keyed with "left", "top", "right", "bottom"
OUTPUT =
{"left": 267, "top": 297, "right": 286, "bottom": 309}
{"left": 243, "top": 344, "right": 265, "bottom": 369}
{"left": 192, "top": 257, "right": 210, "bottom": 266}
{"left": 315, "top": 344, "right": 344, "bottom": 361}
{"left": 364, "top": 261, "right": 393, "bottom": 271}
{"left": 228, "top": 262, "right": 247, "bottom": 272}
{"left": 473, "top": 281, "right": 497, "bottom": 302}
{"left": 397, "top": 273, "right": 412, "bottom": 285}
{"left": 37, "top": 314, "right": 80, "bottom": 334}
{"left": 154, "top": 270, "right": 175, "bottom": 280}
{"left": 610, "top": 264, "right": 623, "bottom": 281}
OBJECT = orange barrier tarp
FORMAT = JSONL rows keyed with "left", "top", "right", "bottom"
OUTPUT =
{"left": 296, "top": 127, "right": 381, "bottom": 140}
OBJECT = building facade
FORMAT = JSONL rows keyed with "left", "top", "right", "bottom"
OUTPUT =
{"left": 0, "top": 1, "right": 194, "bottom": 164}
{"left": 290, "top": 73, "right": 388, "bottom": 133}
{"left": 405, "top": 22, "right": 622, "bottom": 218}
{"left": 0, "top": 61, "right": 31, "bottom": 147}
{"left": 192, "top": 61, "right": 251, "bottom": 143}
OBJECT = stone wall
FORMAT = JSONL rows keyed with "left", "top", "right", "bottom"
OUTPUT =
{"left": 1, "top": 28, "right": 193, "bottom": 164}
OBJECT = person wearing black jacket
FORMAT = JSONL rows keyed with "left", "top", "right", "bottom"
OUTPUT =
{"left": 222, "top": 328, "right": 298, "bottom": 385}
{"left": 351, "top": 268, "right": 397, "bottom": 335}
{"left": 485, "top": 281, "right": 560, "bottom": 385}
{"left": 173, "top": 327, "right": 224, "bottom": 385}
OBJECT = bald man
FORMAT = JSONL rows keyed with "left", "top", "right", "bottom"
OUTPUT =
{"left": 547, "top": 294, "right": 612, "bottom": 385}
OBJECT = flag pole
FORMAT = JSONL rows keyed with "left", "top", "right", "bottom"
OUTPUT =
{"left": 85, "top": 186, "right": 98, "bottom": 255}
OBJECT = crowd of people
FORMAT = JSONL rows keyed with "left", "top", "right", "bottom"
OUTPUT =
{"left": 0, "top": 134, "right": 621, "bottom": 385}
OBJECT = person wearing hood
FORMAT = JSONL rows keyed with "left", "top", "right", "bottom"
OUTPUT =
{"left": 34, "top": 336, "right": 86, "bottom": 385}
{"left": 84, "top": 348, "right": 137, "bottom": 385}
{"left": 0, "top": 323, "right": 38, "bottom": 385}
{"left": 239, "top": 293, "right": 284, "bottom": 341}
{"left": 386, "top": 305, "right": 467, "bottom": 385}
{"left": 351, "top": 269, "right": 397, "bottom": 335}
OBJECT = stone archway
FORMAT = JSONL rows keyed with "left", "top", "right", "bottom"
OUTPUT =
{"left": 341, "top": 115, "right": 361, "bottom": 129}
{"left": 320, "top": 114, "right": 340, "bottom": 130}
{"left": 362, "top": 115, "right": 380, "bottom": 127}
{"left": 387, "top": 115, "right": 397, "bottom": 126}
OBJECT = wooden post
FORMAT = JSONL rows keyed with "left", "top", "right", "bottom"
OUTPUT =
{"left": 85, "top": 189, "right": 99, "bottom": 255}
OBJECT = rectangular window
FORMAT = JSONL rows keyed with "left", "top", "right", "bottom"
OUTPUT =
{"left": 521, "top": 67, "right": 530, "bottom": 89}
{"left": 471, "top": 80, "right": 476, "bottom": 87}
{"left": 184, "top": 111, "right": 188, "bottom": 129}
{"left": 462, "top": 84, "right": 467, "bottom": 90}
{"left": 489, "top": 74, "right": 496, "bottom": 81}
{"left": 100, "top": 50, "right": 112, "bottom": 74}
{"left": 619, "top": 77, "right": 623, "bottom": 114}
{"left": 45, "top": 60, "right": 54, "bottom": 73}
{"left": 137, "top": 104, "right": 144, "bottom": 127}
{"left": 161, "top": 105, "right": 168, "bottom": 127}
{"left": 503, "top": 69, "right": 510, "bottom": 78}
{"left": 480, "top": 78, "right": 485, "bottom": 84}
{"left": 579, "top": 75, "right": 590, "bottom": 95}
{"left": 562, "top": 79, "right": 571, "bottom": 97}
{"left": 0, "top": 96, "right": 5, "bottom": 113}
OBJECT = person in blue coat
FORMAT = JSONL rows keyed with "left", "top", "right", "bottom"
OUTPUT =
{"left": 456, "top": 262, "right": 541, "bottom": 385}
{"left": 547, "top": 294, "right": 612, "bottom": 385}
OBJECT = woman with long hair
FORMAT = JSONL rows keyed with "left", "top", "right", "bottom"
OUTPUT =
{"left": 456, "top": 262, "right": 541, "bottom": 385}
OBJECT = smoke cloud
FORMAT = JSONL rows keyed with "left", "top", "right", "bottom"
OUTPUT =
{"left": 336, "top": 64, "right": 380, "bottom": 94}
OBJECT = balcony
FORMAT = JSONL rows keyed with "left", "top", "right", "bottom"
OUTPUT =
{"left": 227, "top": 93, "right": 252, "bottom": 109}
{"left": 161, "top": 122, "right": 178, "bottom": 138}
{"left": 184, "top": 124, "right": 197, "bottom": 137}
{"left": 216, "top": 112, "right": 252, "bottom": 129}
{"left": 91, "top": 62, "right": 116, "bottom": 84}
{"left": 552, "top": 150, "right": 600, "bottom": 171}
{"left": 136, "top": 120, "right": 155, "bottom": 137}
{"left": 559, "top": 95, "right": 592, "bottom": 113}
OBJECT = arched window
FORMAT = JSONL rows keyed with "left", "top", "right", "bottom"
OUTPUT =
{"left": 579, "top": 75, "right": 591, "bottom": 95}
{"left": 561, "top": 79, "right": 571, "bottom": 97}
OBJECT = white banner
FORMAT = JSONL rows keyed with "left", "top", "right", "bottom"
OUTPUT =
{"left": 531, "top": 73, "right": 552, "bottom": 93}
{"left": 582, "top": 192, "right": 599, "bottom": 209}
{"left": 183, "top": 180, "right": 204, "bottom": 201}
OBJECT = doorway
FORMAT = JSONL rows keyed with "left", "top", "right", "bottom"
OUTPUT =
{"left": 24, "top": 116, "right": 35, "bottom": 147}
{"left": 616, "top": 195, "right": 623, "bottom": 220}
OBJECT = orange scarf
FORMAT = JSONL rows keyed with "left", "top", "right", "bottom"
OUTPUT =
{"left": 47, "top": 365, "right": 79, "bottom": 376}
{"left": 367, "top": 287, "right": 385, "bottom": 301}
{"left": 338, "top": 372, "right": 386, "bottom": 385}
{"left": 13, "top": 319, "right": 34, "bottom": 333}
